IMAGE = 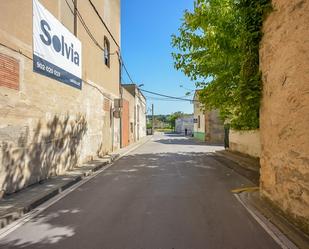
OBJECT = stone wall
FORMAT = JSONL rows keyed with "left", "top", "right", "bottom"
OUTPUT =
{"left": 205, "top": 110, "right": 224, "bottom": 144}
{"left": 229, "top": 130, "right": 261, "bottom": 158}
{"left": 0, "top": 0, "right": 121, "bottom": 194}
{"left": 260, "top": 0, "right": 309, "bottom": 233}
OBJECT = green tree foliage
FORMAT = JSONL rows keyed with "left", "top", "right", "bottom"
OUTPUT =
{"left": 172, "top": 0, "right": 271, "bottom": 130}
{"left": 167, "top": 112, "right": 185, "bottom": 129}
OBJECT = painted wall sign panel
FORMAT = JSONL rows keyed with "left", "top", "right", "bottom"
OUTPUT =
{"left": 33, "top": 0, "right": 82, "bottom": 89}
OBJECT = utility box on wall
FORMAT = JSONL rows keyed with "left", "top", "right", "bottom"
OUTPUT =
{"left": 114, "top": 98, "right": 123, "bottom": 108}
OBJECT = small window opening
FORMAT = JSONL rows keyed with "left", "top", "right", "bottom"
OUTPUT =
{"left": 104, "top": 37, "right": 110, "bottom": 67}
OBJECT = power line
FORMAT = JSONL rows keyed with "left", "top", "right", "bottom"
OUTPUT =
{"left": 0, "top": 42, "right": 33, "bottom": 60}
{"left": 88, "top": 0, "right": 120, "bottom": 49}
{"left": 6, "top": 0, "right": 135, "bottom": 94}
{"left": 67, "top": 0, "right": 134, "bottom": 84}
{"left": 141, "top": 89, "right": 195, "bottom": 102}
{"left": 65, "top": 0, "right": 104, "bottom": 51}
{"left": 145, "top": 95, "right": 190, "bottom": 102}
{"left": 85, "top": 0, "right": 135, "bottom": 83}
{"left": 121, "top": 58, "right": 134, "bottom": 84}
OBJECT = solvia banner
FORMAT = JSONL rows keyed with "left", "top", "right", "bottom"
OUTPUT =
{"left": 33, "top": 0, "right": 82, "bottom": 89}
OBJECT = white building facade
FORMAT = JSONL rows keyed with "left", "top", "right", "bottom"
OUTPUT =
{"left": 122, "top": 84, "right": 146, "bottom": 142}
{"left": 175, "top": 116, "right": 194, "bottom": 135}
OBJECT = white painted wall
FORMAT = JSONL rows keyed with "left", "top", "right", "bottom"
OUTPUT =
{"left": 135, "top": 90, "right": 146, "bottom": 141}
{"left": 193, "top": 101, "right": 205, "bottom": 134}
{"left": 175, "top": 116, "right": 194, "bottom": 134}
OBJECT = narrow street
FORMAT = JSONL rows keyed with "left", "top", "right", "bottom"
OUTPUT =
{"left": 0, "top": 133, "right": 280, "bottom": 249}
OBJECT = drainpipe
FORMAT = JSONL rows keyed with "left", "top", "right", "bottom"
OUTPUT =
{"left": 111, "top": 108, "right": 114, "bottom": 151}
{"left": 152, "top": 104, "right": 154, "bottom": 135}
{"left": 73, "top": 0, "right": 77, "bottom": 36}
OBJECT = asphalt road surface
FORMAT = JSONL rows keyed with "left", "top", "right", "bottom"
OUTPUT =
{"left": 0, "top": 133, "right": 281, "bottom": 249}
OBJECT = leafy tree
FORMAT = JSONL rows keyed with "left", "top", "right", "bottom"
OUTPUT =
{"left": 167, "top": 112, "right": 184, "bottom": 130}
{"left": 172, "top": 0, "right": 271, "bottom": 130}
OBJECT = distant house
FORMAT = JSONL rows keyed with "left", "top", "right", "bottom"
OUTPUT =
{"left": 121, "top": 86, "right": 136, "bottom": 147}
{"left": 175, "top": 116, "right": 194, "bottom": 135}
{"left": 193, "top": 90, "right": 225, "bottom": 144}
{"left": 122, "top": 84, "right": 147, "bottom": 143}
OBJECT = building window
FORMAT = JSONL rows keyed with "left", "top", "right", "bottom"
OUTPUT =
{"left": 130, "top": 122, "right": 133, "bottom": 133}
{"left": 198, "top": 115, "right": 201, "bottom": 129}
{"left": 104, "top": 37, "right": 110, "bottom": 67}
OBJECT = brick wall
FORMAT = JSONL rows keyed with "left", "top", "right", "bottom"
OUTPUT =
{"left": 0, "top": 53, "right": 19, "bottom": 90}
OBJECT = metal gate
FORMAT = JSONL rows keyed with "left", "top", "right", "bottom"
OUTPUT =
{"left": 224, "top": 124, "right": 230, "bottom": 148}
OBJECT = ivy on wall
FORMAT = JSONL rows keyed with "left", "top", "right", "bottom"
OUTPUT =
{"left": 172, "top": 0, "right": 272, "bottom": 130}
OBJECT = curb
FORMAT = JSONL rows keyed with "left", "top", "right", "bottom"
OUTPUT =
{"left": 0, "top": 161, "right": 108, "bottom": 229}
{"left": 242, "top": 191, "right": 309, "bottom": 249}
{"left": 216, "top": 150, "right": 260, "bottom": 172}
{"left": 234, "top": 192, "right": 299, "bottom": 249}
{"left": 212, "top": 152, "right": 260, "bottom": 185}
{"left": 0, "top": 136, "right": 152, "bottom": 229}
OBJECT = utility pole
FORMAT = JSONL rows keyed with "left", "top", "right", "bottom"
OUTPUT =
{"left": 152, "top": 104, "right": 154, "bottom": 135}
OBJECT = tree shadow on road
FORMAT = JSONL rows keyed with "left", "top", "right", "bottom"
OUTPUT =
{"left": 154, "top": 134, "right": 224, "bottom": 147}
{"left": 0, "top": 208, "right": 82, "bottom": 249}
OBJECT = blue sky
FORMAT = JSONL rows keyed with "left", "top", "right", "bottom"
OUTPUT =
{"left": 121, "top": 0, "right": 195, "bottom": 115}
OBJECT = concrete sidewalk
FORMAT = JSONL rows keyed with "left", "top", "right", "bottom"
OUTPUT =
{"left": 0, "top": 135, "right": 152, "bottom": 228}
{"left": 213, "top": 149, "right": 260, "bottom": 185}
{"left": 238, "top": 191, "right": 309, "bottom": 249}
{"left": 215, "top": 149, "right": 309, "bottom": 248}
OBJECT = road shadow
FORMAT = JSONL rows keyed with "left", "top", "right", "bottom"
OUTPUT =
{"left": 109, "top": 151, "right": 259, "bottom": 185}
{"left": 154, "top": 135, "right": 224, "bottom": 147}
{"left": 0, "top": 151, "right": 259, "bottom": 249}
{"left": 0, "top": 208, "right": 82, "bottom": 249}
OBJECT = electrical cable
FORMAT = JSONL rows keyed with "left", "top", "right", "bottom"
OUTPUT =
{"left": 145, "top": 96, "right": 191, "bottom": 102}
{"left": 85, "top": 0, "right": 135, "bottom": 83}
{"left": 65, "top": 0, "right": 104, "bottom": 51}
{"left": 141, "top": 89, "right": 195, "bottom": 102}
{"left": 0, "top": 42, "right": 33, "bottom": 61}
{"left": 121, "top": 58, "right": 134, "bottom": 84}
{"left": 67, "top": 0, "right": 134, "bottom": 84}
{"left": 65, "top": 0, "right": 135, "bottom": 84}
{"left": 0, "top": 42, "right": 114, "bottom": 101}
{"left": 2, "top": 2, "right": 193, "bottom": 106}
{"left": 88, "top": 0, "right": 120, "bottom": 49}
